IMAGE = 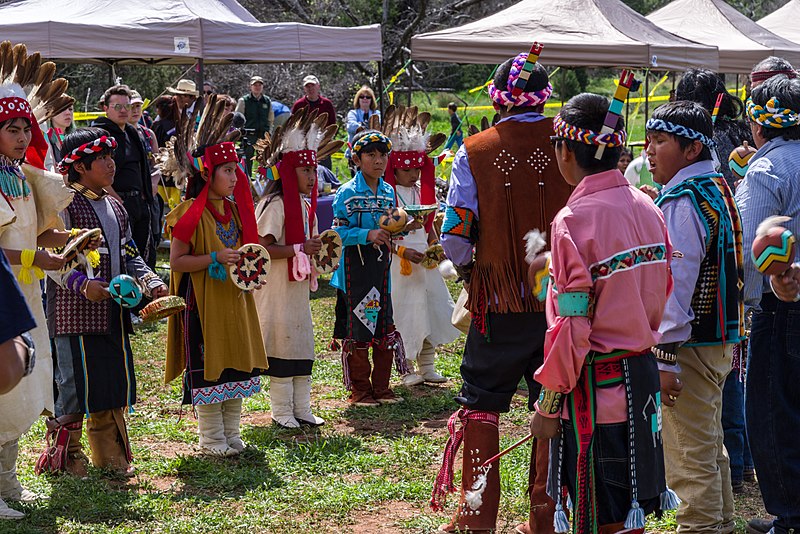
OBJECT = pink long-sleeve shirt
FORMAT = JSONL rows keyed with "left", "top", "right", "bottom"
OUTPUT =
{"left": 534, "top": 169, "right": 672, "bottom": 424}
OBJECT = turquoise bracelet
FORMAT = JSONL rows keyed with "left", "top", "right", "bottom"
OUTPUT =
{"left": 208, "top": 251, "right": 227, "bottom": 281}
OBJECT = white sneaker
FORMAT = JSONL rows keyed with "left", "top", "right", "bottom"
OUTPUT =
{"left": 402, "top": 373, "right": 425, "bottom": 386}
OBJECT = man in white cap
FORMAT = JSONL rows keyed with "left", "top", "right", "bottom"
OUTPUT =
{"left": 236, "top": 75, "right": 273, "bottom": 176}
{"left": 167, "top": 78, "right": 199, "bottom": 118}
{"left": 292, "top": 75, "right": 336, "bottom": 168}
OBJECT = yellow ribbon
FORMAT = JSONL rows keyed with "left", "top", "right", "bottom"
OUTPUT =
{"left": 397, "top": 245, "right": 412, "bottom": 276}
{"left": 18, "top": 249, "right": 44, "bottom": 285}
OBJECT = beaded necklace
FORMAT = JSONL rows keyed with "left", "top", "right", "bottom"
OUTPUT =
{"left": 0, "top": 154, "right": 30, "bottom": 200}
{"left": 208, "top": 199, "right": 239, "bottom": 248}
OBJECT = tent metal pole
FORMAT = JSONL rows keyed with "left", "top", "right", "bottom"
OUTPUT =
{"left": 377, "top": 61, "right": 385, "bottom": 116}
{"left": 644, "top": 72, "right": 650, "bottom": 121}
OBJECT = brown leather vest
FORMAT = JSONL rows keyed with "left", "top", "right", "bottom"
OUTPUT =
{"left": 464, "top": 117, "right": 571, "bottom": 314}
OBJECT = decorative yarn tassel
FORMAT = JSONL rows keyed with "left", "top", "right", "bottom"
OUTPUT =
{"left": 208, "top": 252, "right": 227, "bottom": 281}
{"left": 566, "top": 492, "right": 573, "bottom": 513}
{"left": 341, "top": 340, "right": 353, "bottom": 390}
{"left": 86, "top": 249, "right": 101, "bottom": 268}
{"left": 400, "top": 257, "right": 412, "bottom": 276}
{"left": 386, "top": 329, "right": 410, "bottom": 375}
{"left": 660, "top": 487, "right": 681, "bottom": 511}
{"left": 430, "top": 408, "right": 467, "bottom": 512}
{"left": 624, "top": 500, "right": 646, "bottom": 530}
{"left": 553, "top": 501, "right": 570, "bottom": 534}
{"left": 17, "top": 249, "right": 44, "bottom": 285}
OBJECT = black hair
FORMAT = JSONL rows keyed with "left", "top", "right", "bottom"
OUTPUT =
{"left": 752, "top": 56, "right": 795, "bottom": 76}
{"left": 352, "top": 129, "right": 390, "bottom": 158}
{"left": 750, "top": 75, "right": 800, "bottom": 142}
{"left": 676, "top": 69, "right": 743, "bottom": 121}
{"left": 493, "top": 57, "right": 549, "bottom": 111}
{"left": 100, "top": 84, "right": 132, "bottom": 108}
{"left": 558, "top": 93, "right": 624, "bottom": 174}
{"left": 60, "top": 127, "right": 114, "bottom": 183}
{"left": 619, "top": 148, "right": 633, "bottom": 160}
{"left": 648, "top": 101, "right": 714, "bottom": 161}
{"left": 447, "top": 102, "right": 458, "bottom": 112}
{"left": 0, "top": 117, "right": 31, "bottom": 131}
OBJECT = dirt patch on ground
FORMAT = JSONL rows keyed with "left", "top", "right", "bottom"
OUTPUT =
{"left": 320, "top": 500, "right": 422, "bottom": 533}
{"left": 137, "top": 437, "right": 196, "bottom": 459}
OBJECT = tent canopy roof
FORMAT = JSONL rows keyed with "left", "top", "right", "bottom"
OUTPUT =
{"left": 758, "top": 0, "right": 800, "bottom": 49}
{"left": 647, "top": 0, "right": 800, "bottom": 72}
{"left": 0, "top": 0, "right": 382, "bottom": 64}
{"left": 411, "top": 0, "right": 718, "bottom": 70}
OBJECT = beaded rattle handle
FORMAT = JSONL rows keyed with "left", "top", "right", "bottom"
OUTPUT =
{"left": 595, "top": 69, "right": 635, "bottom": 160}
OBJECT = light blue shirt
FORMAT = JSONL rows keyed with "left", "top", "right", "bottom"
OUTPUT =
{"left": 734, "top": 137, "right": 800, "bottom": 313}
{"left": 330, "top": 171, "right": 396, "bottom": 292}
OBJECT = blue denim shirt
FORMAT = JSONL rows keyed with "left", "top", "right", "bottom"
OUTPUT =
{"left": 330, "top": 171, "right": 396, "bottom": 291}
{"left": 734, "top": 137, "right": 800, "bottom": 313}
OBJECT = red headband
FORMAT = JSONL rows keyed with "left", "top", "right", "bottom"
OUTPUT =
{"left": 0, "top": 96, "right": 49, "bottom": 169}
{"left": 172, "top": 141, "right": 258, "bottom": 246}
{"left": 751, "top": 69, "right": 797, "bottom": 83}
{"left": 384, "top": 150, "right": 436, "bottom": 232}
{"left": 278, "top": 149, "right": 318, "bottom": 281}
{"left": 57, "top": 135, "right": 117, "bottom": 175}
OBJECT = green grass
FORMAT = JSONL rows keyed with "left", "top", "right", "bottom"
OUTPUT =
{"left": 5, "top": 277, "right": 766, "bottom": 532}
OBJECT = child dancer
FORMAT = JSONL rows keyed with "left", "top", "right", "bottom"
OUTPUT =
{"left": 332, "top": 129, "right": 408, "bottom": 406}
{"left": 164, "top": 97, "right": 267, "bottom": 457}
{"left": 530, "top": 92, "right": 675, "bottom": 534}
{"left": 382, "top": 106, "right": 459, "bottom": 386}
{"left": 0, "top": 41, "right": 78, "bottom": 520}
{"left": 44, "top": 127, "right": 168, "bottom": 478}
{"left": 253, "top": 110, "right": 343, "bottom": 428}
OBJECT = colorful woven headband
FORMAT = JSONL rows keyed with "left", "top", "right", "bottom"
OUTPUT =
{"left": 57, "top": 135, "right": 117, "bottom": 175}
{"left": 488, "top": 49, "right": 553, "bottom": 109}
{"left": 645, "top": 118, "right": 717, "bottom": 149}
{"left": 352, "top": 132, "right": 392, "bottom": 155}
{"left": 751, "top": 69, "right": 797, "bottom": 84}
{"left": 746, "top": 97, "right": 800, "bottom": 129}
{"left": 552, "top": 114, "right": 627, "bottom": 147}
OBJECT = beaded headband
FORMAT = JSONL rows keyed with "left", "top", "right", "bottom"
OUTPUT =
{"left": 751, "top": 69, "right": 797, "bottom": 84}
{"left": 645, "top": 118, "right": 717, "bottom": 149}
{"left": 552, "top": 114, "right": 627, "bottom": 148}
{"left": 352, "top": 132, "right": 392, "bottom": 155}
{"left": 57, "top": 135, "right": 117, "bottom": 175}
{"left": 746, "top": 97, "right": 800, "bottom": 129}
{"left": 488, "top": 43, "right": 553, "bottom": 109}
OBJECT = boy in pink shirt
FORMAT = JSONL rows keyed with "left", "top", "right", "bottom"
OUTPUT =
{"left": 529, "top": 93, "right": 677, "bottom": 534}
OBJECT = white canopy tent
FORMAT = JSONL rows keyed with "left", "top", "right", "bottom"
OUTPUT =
{"left": 0, "top": 0, "right": 382, "bottom": 64}
{"left": 410, "top": 0, "right": 718, "bottom": 70}
{"left": 758, "top": 0, "right": 800, "bottom": 49}
{"left": 647, "top": 0, "right": 800, "bottom": 73}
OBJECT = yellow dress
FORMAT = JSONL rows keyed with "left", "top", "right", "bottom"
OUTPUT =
{"left": 164, "top": 198, "right": 268, "bottom": 405}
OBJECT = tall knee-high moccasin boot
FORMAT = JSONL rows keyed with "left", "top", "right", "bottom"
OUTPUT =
{"left": 371, "top": 346, "right": 403, "bottom": 404}
{"left": 270, "top": 377, "right": 300, "bottom": 428}
{"left": 195, "top": 402, "right": 237, "bottom": 457}
{"left": 433, "top": 409, "right": 501, "bottom": 533}
{"left": 221, "top": 398, "right": 245, "bottom": 452}
{"left": 0, "top": 440, "right": 24, "bottom": 520}
{"left": 86, "top": 408, "right": 134, "bottom": 476}
{"left": 417, "top": 341, "right": 447, "bottom": 383}
{"left": 514, "top": 438, "right": 556, "bottom": 534}
{"left": 0, "top": 439, "right": 41, "bottom": 503}
{"left": 292, "top": 376, "right": 324, "bottom": 426}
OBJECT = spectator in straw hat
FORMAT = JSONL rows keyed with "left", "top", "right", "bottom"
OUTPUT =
{"left": 167, "top": 79, "right": 199, "bottom": 118}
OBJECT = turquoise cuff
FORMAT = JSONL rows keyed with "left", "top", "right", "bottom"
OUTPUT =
{"left": 557, "top": 291, "right": 591, "bottom": 317}
{"left": 208, "top": 251, "right": 227, "bottom": 281}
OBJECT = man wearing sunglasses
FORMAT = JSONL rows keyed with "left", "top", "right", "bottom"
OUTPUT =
{"left": 92, "top": 85, "right": 157, "bottom": 269}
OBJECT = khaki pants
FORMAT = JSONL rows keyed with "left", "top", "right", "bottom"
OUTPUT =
{"left": 663, "top": 344, "right": 734, "bottom": 534}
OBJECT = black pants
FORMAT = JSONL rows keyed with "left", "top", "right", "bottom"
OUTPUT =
{"left": 120, "top": 193, "right": 156, "bottom": 270}
{"left": 456, "top": 311, "right": 546, "bottom": 412}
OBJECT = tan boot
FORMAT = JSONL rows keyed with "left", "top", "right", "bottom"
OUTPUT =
{"left": 195, "top": 402, "right": 237, "bottom": 457}
{"left": 292, "top": 376, "right": 324, "bottom": 426}
{"left": 66, "top": 422, "right": 89, "bottom": 479}
{"left": 347, "top": 347, "right": 380, "bottom": 407}
{"left": 86, "top": 408, "right": 134, "bottom": 476}
{"left": 434, "top": 409, "right": 501, "bottom": 533}
{"left": 0, "top": 439, "right": 41, "bottom": 502}
{"left": 270, "top": 377, "right": 300, "bottom": 428}
{"left": 221, "top": 398, "right": 245, "bottom": 452}
{"left": 372, "top": 346, "right": 403, "bottom": 404}
{"left": 418, "top": 341, "right": 447, "bottom": 383}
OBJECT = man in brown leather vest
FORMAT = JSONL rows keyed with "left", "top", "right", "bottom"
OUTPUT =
{"left": 434, "top": 50, "right": 572, "bottom": 533}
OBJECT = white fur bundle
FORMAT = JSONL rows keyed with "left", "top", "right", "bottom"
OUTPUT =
{"left": 280, "top": 126, "right": 307, "bottom": 154}
{"left": 524, "top": 229, "right": 546, "bottom": 264}
{"left": 438, "top": 259, "right": 458, "bottom": 280}
{"left": 394, "top": 125, "right": 429, "bottom": 152}
{"left": 756, "top": 215, "right": 792, "bottom": 238}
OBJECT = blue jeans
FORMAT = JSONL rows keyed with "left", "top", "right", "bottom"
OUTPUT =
{"left": 746, "top": 293, "right": 800, "bottom": 532}
{"left": 722, "top": 370, "right": 753, "bottom": 482}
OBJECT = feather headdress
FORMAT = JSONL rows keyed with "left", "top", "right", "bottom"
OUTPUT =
{"left": 254, "top": 107, "right": 343, "bottom": 172}
{"left": 0, "top": 41, "right": 74, "bottom": 169}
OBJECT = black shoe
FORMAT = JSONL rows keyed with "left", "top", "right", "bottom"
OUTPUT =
{"left": 747, "top": 518, "right": 773, "bottom": 533}
{"left": 732, "top": 480, "right": 745, "bottom": 494}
